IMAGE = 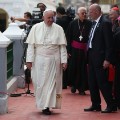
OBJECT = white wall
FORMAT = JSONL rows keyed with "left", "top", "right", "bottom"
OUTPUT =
{"left": 0, "top": 0, "right": 56, "bottom": 18}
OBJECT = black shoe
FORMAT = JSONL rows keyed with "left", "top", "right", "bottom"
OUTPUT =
{"left": 79, "top": 91, "right": 86, "bottom": 95}
{"left": 84, "top": 105, "right": 101, "bottom": 112}
{"left": 71, "top": 86, "right": 76, "bottom": 93}
{"left": 101, "top": 106, "right": 117, "bottom": 113}
{"left": 42, "top": 108, "right": 51, "bottom": 115}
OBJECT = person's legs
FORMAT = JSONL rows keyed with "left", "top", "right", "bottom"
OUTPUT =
{"left": 78, "top": 62, "right": 88, "bottom": 95}
{"left": 84, "top": 51, "right": 101, "bottom": 111}
{"left": 114, "top": 64, "right": 120, "bottom": 109}
{"left": 88, "top": 63, "right": 101, "bottom": 107}
{"left": 84, "top": 63, "right": 101, "bottom": 111}
{"left": 95, "top": 67, "right": 117, "bottom": 113}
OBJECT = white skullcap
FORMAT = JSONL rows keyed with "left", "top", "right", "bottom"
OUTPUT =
{"left": 43, "top": 9, "right": 53, "bottom": 16}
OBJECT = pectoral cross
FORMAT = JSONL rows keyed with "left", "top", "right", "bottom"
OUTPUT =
{"left": 79, "top": 35, "right": 83, "bottom": 41}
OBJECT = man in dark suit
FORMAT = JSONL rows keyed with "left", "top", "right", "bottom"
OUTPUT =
{"left": 84, "top": 4, "right": 117, "bottom": 113}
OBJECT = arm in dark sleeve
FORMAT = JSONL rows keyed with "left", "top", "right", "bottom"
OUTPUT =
{"left": 103, "top": 21, "right": 114, "bottom": 63}
{"left": 66, "top": 22, "right": 73, "bottom": 54}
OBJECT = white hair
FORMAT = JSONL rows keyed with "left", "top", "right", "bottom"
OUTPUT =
{"left": 43, "top": 9, "right": 54, "bottom": 16}
{"left": 77, "top": 7, "right": 87, "bottom": 13}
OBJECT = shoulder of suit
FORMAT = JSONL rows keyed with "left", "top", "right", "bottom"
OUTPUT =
{"left": 100, "top": 15, "right": 110, "bottom": 23}
{"left": 84, "top": 19, "right": 92, "bottom": 24}
{"left": 103, "top": 19, "right": 112, "bottom": 25}
{"left": 68, "top": 19, "right": 77, "bottom": 26}
{"left": 72, "top": 19, "right": 78, "bottom": 23}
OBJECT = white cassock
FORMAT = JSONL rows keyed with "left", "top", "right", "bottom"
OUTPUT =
{"left": 26, "top": 22, "right": 67, "bottom": 110}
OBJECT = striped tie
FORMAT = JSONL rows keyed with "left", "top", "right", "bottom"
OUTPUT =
{"left": 87, "top": 21, "right": 96, "bottom": 49}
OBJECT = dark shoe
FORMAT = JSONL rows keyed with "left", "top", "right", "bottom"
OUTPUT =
{"left": 84, "top": 105, "right": 101, "bottom": 112}
{"left": 71, "top": 86, "right": 76, "bottom": 93}
{"left": 79, "top": 91, "right": 86, "bottom": 95}
{"left": 42, "top": 108, "right": 51, "bottom": 115}
{"left": 101, "top": 106, "right": 117, "bottom": 113}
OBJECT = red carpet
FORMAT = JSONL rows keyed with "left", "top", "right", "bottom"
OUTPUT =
{"left": 0, "top": 84, "right": 120, "bottom": 120}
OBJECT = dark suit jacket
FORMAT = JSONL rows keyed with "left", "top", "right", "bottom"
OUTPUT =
{"left": 91, "top": 15, "right": 114, "bottom": 64}
{"left": 113, "top": 27, "right": 120, "bottom": 63}
{"left": 114, "top": 27, "right": 120, "bottom": 51}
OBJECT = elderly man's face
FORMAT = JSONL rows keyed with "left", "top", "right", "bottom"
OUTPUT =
{"left": 109, "top": 10, "right": 119, "bottom": 22}
{"left": 43, "top": 11, "right": 54, "bottom": 26}
{"left": 77, "top": 9, "right": 87, "bottom": 20}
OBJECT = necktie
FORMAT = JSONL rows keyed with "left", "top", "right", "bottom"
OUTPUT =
{"left": 87, "top": 21, "right": 96, "bottom": 49}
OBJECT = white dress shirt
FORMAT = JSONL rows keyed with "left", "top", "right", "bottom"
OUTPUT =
{"left": 89, "top": 15, "right": 102, "bottom": 48}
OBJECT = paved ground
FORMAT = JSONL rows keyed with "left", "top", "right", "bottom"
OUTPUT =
{"left": 0, "top": 84, "right": 120, "bottom": 120}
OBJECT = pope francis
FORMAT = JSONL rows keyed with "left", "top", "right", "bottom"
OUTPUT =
{"left": 26, "top": 9, "right": 67, "bottom": 115}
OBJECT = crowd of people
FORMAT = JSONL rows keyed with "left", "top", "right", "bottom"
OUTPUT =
{"left": 11, "top": 2, "right": 120, "bottom": 115}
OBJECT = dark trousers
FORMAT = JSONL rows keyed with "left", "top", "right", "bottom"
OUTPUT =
{"left": 114, "top": 63, "right": 120, "bottom": 107}
{"left": 88, "top": 50, "right": 114, "bottom": 107}
{"left": 62, "top": 70, "right": 68, "bottom": 88}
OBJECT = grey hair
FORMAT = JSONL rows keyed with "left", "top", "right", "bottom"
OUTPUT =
{"left": 77, "top": 7, "right": 87, "bottom": 13}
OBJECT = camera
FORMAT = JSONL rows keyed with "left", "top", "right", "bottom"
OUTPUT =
{"left": 25, "top": 7, "right": 43, "bottom": 36}
{"left": 32, "top": 7, "right": 43, "bottom": 20}
{"left": 31, "top": 7, "right": 43, "bottom": 25}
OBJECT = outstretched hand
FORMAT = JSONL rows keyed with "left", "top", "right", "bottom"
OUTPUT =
{"left": 10, "top": 17, "right": 15, "bottom": 22}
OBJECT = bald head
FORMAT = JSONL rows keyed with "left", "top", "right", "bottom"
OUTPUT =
{"left": 43, "top": 9, "right": 54, "bottom": 26}
{"left": 89, "top": 3, "right": 102, "bottom": 20}
{"left": 90, "top": 4, "right": 101, "bottom": 12}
